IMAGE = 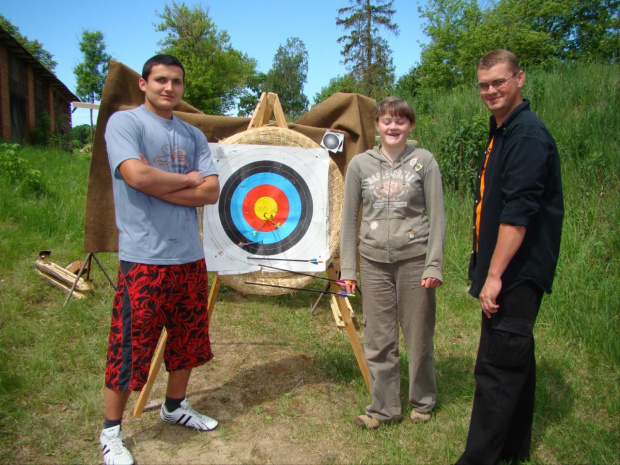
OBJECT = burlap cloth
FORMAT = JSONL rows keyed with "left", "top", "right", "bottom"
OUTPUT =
{"left": 83, "top": 60, "right": 375, "bottom": 286}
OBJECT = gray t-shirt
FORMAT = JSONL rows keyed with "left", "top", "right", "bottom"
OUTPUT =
{"left": 105, "top": 105, "right": 218, "bottom": 265}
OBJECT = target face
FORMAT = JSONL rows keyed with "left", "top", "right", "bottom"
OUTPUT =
{"left": 220, "top": 160, "right": 312, "bottom": 255}
{"left": 203, "top": 144, "right": 330, "bottom": 274}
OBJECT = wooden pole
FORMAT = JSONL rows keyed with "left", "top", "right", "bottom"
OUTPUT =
{"left": 131, "top": 329, "right": 168, "bottom": 418}
{"left": 326, "top": 266, "right": 370, "bottom": 392}
{"left": 248, "top": 92, "right": 287, "bottom": 129}
{"left": 207, "top": 275, "right": 221, "bottom": 320}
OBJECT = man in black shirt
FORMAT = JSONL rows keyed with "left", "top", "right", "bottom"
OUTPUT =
{"left": 457, "top": 49, "right": 564, "bottom": 465}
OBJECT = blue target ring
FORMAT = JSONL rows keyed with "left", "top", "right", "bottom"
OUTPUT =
{"left": 219, "top": 160, "right": 313, "bottom": 255}
{"left": 229, "top": 172, "right": 301, "bottom": 244}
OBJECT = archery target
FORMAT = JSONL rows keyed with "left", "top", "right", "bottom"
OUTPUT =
{"left": 220, "top": 161, "right": 312, "bottom": 255}
{"left": 203, "top": 143, "right": 330, "bottom": 274}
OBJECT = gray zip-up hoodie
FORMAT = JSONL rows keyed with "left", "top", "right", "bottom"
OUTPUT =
{"left": 339, "top": 144, "right": 446, "bottom": 282}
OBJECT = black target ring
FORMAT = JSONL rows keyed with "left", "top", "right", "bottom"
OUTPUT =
{"left": 219, "top": 160, "right": 313, "bottom": 256}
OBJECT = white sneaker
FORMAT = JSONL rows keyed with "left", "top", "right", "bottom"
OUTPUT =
{"left": 99, "top": 425, "right": 134, "bottom": 465}
{"left": 160, "top": 398, "right": 219, "bottom": 431}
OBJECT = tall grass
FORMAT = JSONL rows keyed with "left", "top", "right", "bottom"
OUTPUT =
{"left": 0, "top": 146, "right": 89, "bottom": 268}
{"left": 0, "top": 62, "right": 617, "bottom": 464}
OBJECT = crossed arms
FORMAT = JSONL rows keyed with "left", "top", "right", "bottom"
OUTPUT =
{"left": 118, "top": 158, "right": 219, "bottom": 207}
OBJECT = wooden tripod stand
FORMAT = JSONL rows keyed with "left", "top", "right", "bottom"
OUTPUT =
{"left": 62, "top": 252, "right": 116, "bottom": 306}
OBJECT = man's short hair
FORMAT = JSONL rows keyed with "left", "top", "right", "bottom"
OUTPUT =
{"left": 478, "top": 49, "right": 521, "bottom": 73}
{"left": 375, "top": 96, "right": 416, "bottom": 125}
{"left": 142, "top": 54, "right": 185, "bottom": 82}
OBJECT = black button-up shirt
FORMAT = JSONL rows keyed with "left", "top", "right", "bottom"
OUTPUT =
{"left": 468, "top": 100, "right": 564, "bottom": 298}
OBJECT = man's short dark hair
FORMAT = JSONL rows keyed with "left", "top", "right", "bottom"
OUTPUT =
{"left": 142, "top": 54, "right": 185, "bottom": 82}
{"left": 478, "top": 49, "right": 521, "bottom": 73}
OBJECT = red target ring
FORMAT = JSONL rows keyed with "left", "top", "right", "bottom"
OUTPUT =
{"left": 241, "top": 185, "right": 290, "bottom": 232}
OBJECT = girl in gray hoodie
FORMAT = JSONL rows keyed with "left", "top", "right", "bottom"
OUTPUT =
{"left": 340, "top": 97, "right": 446, "bottom": 428}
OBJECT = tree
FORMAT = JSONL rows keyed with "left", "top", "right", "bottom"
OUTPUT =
{"left": 74, "top": 31, "right": 111, "bottom": 104}
{"left": 518, "top": 0, "right": 619, "bottom": 62}
{"left": 262, "top": 38, "right": 310, "bottom": 120}
{"left": 394, "top": 66, "right": 420, "bottom": 101}
{"left": 416, "top": 0, "right": 620, "bottom": 90}
{"left": 74, "top": 30, "right": 111, "bottom": 137}
{"left": 155, "top": 1, "right": 257, "bottom": 115}
{"left": 72, "top": 124, "right": 92, "bottom": 146}
{"left": 313, "top": 74, "right": 361, "bottom": 105}
{"left": 0, "top": 14, "right": 57, "bottom": 72}
{"left": 237, "top": 72, "right": 267, "bottom": 117}
{"left": 336, "top": 0, "right": 399, "bottom": 99}
{"left": 416, "top": 0, "right": 491, "bottom": 89}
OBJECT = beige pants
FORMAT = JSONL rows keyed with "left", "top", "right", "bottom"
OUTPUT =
{"left": 359, "top": 254, "right": 437, "bottom": 422}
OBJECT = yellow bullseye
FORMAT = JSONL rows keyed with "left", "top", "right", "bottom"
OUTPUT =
{"left": 254, "top": 197, "right": 278, "bottom": 220}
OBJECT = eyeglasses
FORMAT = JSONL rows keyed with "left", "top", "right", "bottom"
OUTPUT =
{"left": 477, "top": 73, "right": 518, "bottom": 92}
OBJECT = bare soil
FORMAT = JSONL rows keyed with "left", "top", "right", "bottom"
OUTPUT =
{"left": 119, "top": 292, "right": 363, "bottom": 465}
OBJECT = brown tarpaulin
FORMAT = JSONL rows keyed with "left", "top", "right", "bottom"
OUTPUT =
{"left": 83, "top": 59, "right": 376, "bottom": 253}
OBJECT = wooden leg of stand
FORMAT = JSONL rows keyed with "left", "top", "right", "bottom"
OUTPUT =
{"left": 310, "top": 282, "right": 331, "bottom": 315}
{"left": 132, "top": 329, "right": 167, "bottom": 418}
{"left": 132, "top": 274, "right": 222, "bottom": 418}
{"left": 208, "top": 274, "right": 221, "bottom": 320}
{"left": 91, "top": 253, "right": 117, "bottom": 289}
{"left": 63, "top": 253, "right": 92, "bottom": 307}
{"left": 326, "top": 267, "right": 370, "bottom": 392}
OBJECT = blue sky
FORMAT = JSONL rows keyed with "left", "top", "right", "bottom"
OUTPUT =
{"left": 2, "top": 0, "right": 429, "bottom": 126}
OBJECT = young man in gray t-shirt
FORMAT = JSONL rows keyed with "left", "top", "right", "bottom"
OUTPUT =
{"left": 99, "top": 54, "right": 220, "bottom": 465}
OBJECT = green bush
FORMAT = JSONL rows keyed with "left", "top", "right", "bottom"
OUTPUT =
{"left": 0, "top": 143, "right": 45, "bottom": 195}
{"left": 436, "top": 117, "right": 487, "bottom": 193}
{"left": 71, "top": 124, "right": 93, "bottom": 146}
{"left": 31, "top": 111, "right": 51, "bottom": 146}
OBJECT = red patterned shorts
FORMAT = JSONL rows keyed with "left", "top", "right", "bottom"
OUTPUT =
{"left": 105, "top": 259, "right": 213, "bottom": 391}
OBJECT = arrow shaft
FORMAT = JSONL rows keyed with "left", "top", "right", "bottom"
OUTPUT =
{"left": 238, "top": 240, "right": 261, "bottom": 248}
{"left": 257, "top": 263, "right": 345, "bottom": 284}
{"left": 244, "top": 281, "right": 353, "bottom": 297}
{"left": 247, "top": 257, "right": 323, "bottom": 264}
{"left": 254, "top": 218, "right": 270, "bottom": 234}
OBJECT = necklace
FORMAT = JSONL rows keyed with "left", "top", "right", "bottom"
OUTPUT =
{"left": 379, "top": 146, "right": 398, "bottom": 163}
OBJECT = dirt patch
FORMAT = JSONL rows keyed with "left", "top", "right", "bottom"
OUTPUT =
{"left": 119, "top": 297, "right": 362, "bottom": 464}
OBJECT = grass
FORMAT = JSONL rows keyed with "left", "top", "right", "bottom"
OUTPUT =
{"left": 0, "top": 62, "right": 618, "bottom": 464}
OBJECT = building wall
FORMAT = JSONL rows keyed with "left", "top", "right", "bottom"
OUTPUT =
{"left": 0, "top": 41, "right": 10, "bottom": 142}
{"left": 0, "top": 39, "right": 74, "bottom": 144}
{"left": 53, "top": 89, "right": 72, "bottom": 137}
{"left": 27, "top": 66, "right": 35, "bottom": 141}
